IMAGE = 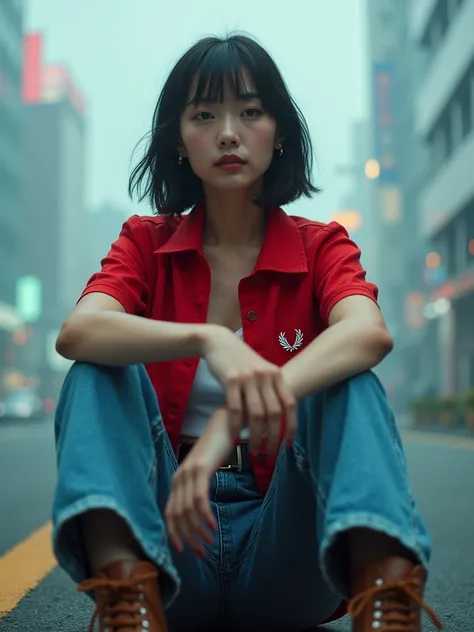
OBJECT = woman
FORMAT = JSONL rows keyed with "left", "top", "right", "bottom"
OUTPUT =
{"left": 53, "top": 34, "right": 442, "bottom": 632}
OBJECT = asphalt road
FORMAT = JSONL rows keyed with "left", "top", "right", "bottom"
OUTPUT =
{"left": 0, "top": 417, "right": 473, "bottom": 631}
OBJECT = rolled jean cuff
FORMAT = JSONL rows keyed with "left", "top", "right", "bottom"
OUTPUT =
{"left": 319, "top": 512, "right": 431, "bottom": 599}
{"left": 52, "top": 495, "right": 181, "bottom": 608}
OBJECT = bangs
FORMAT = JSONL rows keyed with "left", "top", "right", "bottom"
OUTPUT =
{"left": 186, "top": 42, "right": 260, "bottom": 107}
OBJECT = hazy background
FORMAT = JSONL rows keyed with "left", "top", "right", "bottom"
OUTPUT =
{"left": 26, "top": 0, "right": 369, "bottom": 220}
{"left": 1, "top": 0, "right": 474, "bottom": 424}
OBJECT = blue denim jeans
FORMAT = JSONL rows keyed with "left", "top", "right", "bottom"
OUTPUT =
{"left": 52, "top": 362, "right": 432, "bottom": 632}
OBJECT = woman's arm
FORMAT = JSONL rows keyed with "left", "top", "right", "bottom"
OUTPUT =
{"left": 281, "top": 295, "right": 393, "bottom": 400}
{"left": 56, "top": 292, "right": 213, "bottom": 366}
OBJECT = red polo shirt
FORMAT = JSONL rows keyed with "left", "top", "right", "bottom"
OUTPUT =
{"left": 80, "top": 203, "right": 377, "bottom": 624}
{"left": 80, "top": 203, "right": 378, "bottom": 494}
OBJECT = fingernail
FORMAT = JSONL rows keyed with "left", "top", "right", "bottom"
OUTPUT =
{"left": 195, "top": 549, "right": 205, "bottom": 558}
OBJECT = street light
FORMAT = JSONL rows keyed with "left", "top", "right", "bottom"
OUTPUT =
{"left": 330, "top": 209, "right": 362, "bottom": 233}
{"left": 365, "top": 159, "right": 380, "bottom": 180}
{"left": 425, "top": 252, "right": 441, "bottom": 269}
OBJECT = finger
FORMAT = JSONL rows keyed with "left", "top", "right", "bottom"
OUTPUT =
{"left": 260, "top": 374, "right": 283, "bottom": 454}
{"left": 165, "top": 486, "right": 184, "bottom": 553}
{"left": 274, "top": 374, "right": 297, "bottom": 442}
{"left": 243, "top": 378, "right": 266, "bottom": 454}
{"left": 195, "top": 469, "right": 217, "bottom": 537}
{"left": 179, "top": 469, "right": 206, "bottom": 556}
{"left": 183, "top": 467, "right": 215, "bottom": 548}
{"left": 225, "top": 375, "right": 244, "bottom": 438}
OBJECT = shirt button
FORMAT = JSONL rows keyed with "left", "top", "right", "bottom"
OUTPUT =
{"left": 256, "top": 453, "right": 266, "bottom": 465}
{"left": 246, "top": 310, "right": 258, "bottom": 322}
{"left": 183, "top": 358, "right": 193, "bottom": 366}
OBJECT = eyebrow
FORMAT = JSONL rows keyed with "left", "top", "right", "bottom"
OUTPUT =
{"left": 187, "top": 92, "right": 261, "bottom": 107}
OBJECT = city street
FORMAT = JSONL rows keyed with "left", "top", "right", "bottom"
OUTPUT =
{"left": 0, "top": 418, "right": 473, "bottom": 631}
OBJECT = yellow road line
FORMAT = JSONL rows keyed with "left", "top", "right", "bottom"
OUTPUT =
{"left": 0, "top": 522, "right": 56, "bottom": 617}
{"left": 402, "top": 428, "right": 474, "bottom": 451}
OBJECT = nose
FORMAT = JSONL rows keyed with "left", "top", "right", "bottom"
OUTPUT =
{"left": 217, "top": 115, "right": 241, "bottom": 148}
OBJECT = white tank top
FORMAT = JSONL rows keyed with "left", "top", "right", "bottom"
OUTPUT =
{"left": 180, "top": 327, "right": 250, "bottom": 440}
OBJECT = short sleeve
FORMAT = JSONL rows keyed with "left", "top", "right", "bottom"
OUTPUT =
{"left": 79, "top": 215, "right": 149, "bottom": 315}
{"left": 313, "top": 222, "right": 379, "bottom": 324}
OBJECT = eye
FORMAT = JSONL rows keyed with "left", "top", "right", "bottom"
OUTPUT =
{"left": 242, "top": 108, "right": 263, "bottom": 118}
{"left": 192, "top": 111, "right": 213, "bottom": 121}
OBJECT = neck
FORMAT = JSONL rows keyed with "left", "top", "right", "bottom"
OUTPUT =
{"left": 202, "top": 188, "right": 266, "bottom": 247}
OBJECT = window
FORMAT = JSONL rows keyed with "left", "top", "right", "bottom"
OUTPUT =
{"left": 426, "top": 60, "right": 474, "bottom": 176}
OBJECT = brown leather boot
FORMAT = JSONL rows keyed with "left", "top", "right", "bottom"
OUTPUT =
{"left": 347, "top": 556, "right": 443, "bottom": 631}
{"left": 77, "top": 560, "right": 168, "bottom": 632}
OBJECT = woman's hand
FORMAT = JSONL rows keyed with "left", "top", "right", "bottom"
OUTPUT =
{"left": 164, "top": 407, "right": 234, "bottom": 557}
{"left": 202, "top": 325, "right": 297, "bottom": 454}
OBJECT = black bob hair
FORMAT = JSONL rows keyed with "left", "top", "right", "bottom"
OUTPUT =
{"left": 129, "top": 33, "right": 320, "bottom": 215}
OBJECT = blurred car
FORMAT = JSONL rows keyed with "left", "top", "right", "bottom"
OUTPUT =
{"left": 0, "top": 388, "right": 45, "bottom": 420}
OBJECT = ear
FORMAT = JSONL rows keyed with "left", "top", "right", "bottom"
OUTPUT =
{"left": 177, "top": 140, "right": 187, "bottom": 157}
{"left": 274, "top": 134, "right": 284, "bottom": 150}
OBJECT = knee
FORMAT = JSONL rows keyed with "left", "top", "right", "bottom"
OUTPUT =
{"left": 57, "top": 362, "right": 151, "bottom": 416}
{"left": 342, "top": 370, "right": 384, "bottom": 394}
{"left": 63, "top": 361, "right": 146, "bottom": 391}
{"left": 55, "top": 362, "right": 160, "bottom": 438}
{"left": 299, "top": 371, "right": 388, "bottom": 423}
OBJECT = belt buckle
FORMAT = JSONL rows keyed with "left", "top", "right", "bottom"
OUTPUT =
{"left": 219, "top": 444, "right": 243, "bottom": 472}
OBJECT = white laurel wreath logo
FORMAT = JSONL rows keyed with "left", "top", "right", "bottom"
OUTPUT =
{"left": 278, "top": 328, "right": 304, "bottom": 352}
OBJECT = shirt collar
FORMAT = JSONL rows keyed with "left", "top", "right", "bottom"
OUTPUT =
{"left": 154, "top": 203, "right": 308, "bottom": 274}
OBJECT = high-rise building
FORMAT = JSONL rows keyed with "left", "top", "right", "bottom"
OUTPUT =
{"left": 0, "top": 0, "right": 25, "bottom": 386}
{"left": 365, "top": 0, "right": 431, "bottom": 410}
{"left": 80, "top": 203, "right": 129, "bottom": 289}
{"left": 410, "top": 0, "right": 474, "bottom": 395}
{"left": 337, "top": 120, "right": 376, "bottom": 275}
{"left": 365, "top": 0, "right": 415, "bottom": 407}
{"left": 21, "top": 32, "right": 87, "bottom": 396}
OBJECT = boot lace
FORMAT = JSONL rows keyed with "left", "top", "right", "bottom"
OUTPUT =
{"left": 78, "top": 568, "right": 159, "bottom": 632}
{"left": 348, "top": 576, "right": 443, "bottom": 630}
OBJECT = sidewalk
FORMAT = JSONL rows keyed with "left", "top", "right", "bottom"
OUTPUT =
{"left": 397, "top": 413, "right": 474, "bottom": 437}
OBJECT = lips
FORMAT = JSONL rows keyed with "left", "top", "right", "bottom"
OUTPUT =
{"left": 215, "top": 154, "right": 245, "bottom": 166}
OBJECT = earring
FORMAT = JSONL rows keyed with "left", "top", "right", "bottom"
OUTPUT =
{"left": 277, "top": 144, "right": 284, "bottom": 157}
{"left": 178, "top": 153, "right": 183, "bottom": 165}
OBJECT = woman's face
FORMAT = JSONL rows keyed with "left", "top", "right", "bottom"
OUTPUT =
{"left": 179, "top": 73, "right": 278, "bottom": 193}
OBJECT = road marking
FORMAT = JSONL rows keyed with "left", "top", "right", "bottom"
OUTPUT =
{"left": 402, "top": 429, "right": 474, "bottom": 451}
{"left": 0, "top": 429, "right": 471, "bottom": 618}
{"left": 0, "top": 522, "right": 56, "bottom": 617}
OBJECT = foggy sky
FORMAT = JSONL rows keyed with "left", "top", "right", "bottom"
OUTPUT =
{"left": 26, "top": 0, "right": 369, "bottom": 222}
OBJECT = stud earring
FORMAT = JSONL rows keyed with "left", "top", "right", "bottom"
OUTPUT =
{"left": 277, "top": 144, "right": 284, "bottom": 157}
{"left": 178, "top": 153, "right": 183, "bottom": 165}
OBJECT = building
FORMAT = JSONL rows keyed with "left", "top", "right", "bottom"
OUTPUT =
{"left": 0, "top": 0, "right": 25, "bottom": 392}
{"left": 336, "top": 120, "right": 376, "bottom": 276}
{"left": 80, "top": 203, "right": 129, "bottom": 286}
{"left": 21, "top": 32, "right": 87, "bottom": 397}
{"left": 365, "top": 0, "right": 424, "bottom": 408}
{"left": 410, "top": 0, "right": 474, "bottom": 395}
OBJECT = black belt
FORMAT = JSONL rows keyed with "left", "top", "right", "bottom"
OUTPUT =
{"left": 176, "top": 442, "right": 252, "bottom": 472}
